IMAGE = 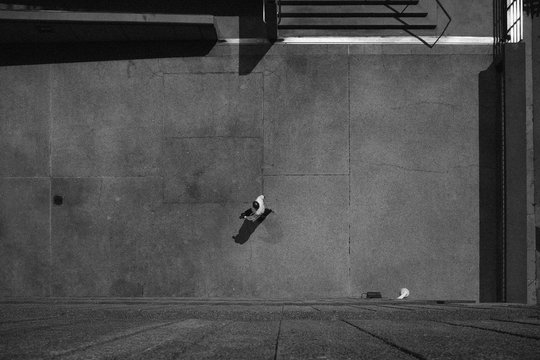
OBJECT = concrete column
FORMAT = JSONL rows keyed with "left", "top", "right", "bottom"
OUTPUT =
{"left": 521, "top": 8, "right": 537, "bottom": 305}
{"left": 524, "top": 11, "right": 540, "bottom": 304}
{"left": 505, "top": 43, "right": 528, "bottom": 303}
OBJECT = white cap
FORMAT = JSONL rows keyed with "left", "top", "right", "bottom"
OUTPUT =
{"left": 254, "top": 195, "right": 265, "bottom": 215}
{"left": 397, "top": 288, "right": 410, "bottom": 300}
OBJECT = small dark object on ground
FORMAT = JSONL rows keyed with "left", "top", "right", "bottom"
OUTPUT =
{"left": 365, "top": 292, "right": 382, "bottom": 299}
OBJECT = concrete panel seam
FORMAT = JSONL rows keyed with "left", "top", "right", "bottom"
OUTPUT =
{"left": 161, "top": 201, "right": 253, "bottom": 205}
{"left": 341, "top": 320, "right": 427, "bottom": 359}
{"left": 0, "top": 316, "right": 58, "bottom": 325}
{"left": 350, "top": 54, "right": 492, "bottom": 61}
{"left": 262, "top": 72, "right": 265, "bottom": 194}
{"left": 375, "top": 304, "right": 416, "bottom": 311}
{"left": 348, "top": 304, "right": 378, "bottom": 312}
{"left": 432, "top": 320, "right": 540, "bottom": 340}
{"left": 357, "top": 162, "right": 479, "bottom": 174}
{"left": 50, "top": 176, "right": 164, "bottom": 179}
{"left": 273, "top": 305, "right": 284, "bottom": 360}
{"left": 162, "top": 71, "right": 264, "bottom": 75}
{"left": 1, "top": 177, "right": 52, "bottom": 179}
{"left": 136, "top": 321, "right": 231, "bottom": 358}
{"left": 161, "top": 71, "right": 166, "bottom": 209}
{"left": 263, "top": 174, "right": 349, "bottom": 177}
{"left": 0, "top": 318, "right": 89, "bottom": 336}
{"left": 48, "top": 63, "right": 53, "bottom": 298}
{"left": 97, "top": 179, "right": 103, "bottom": 207}
{"left": 166, "top": 136, "right": 262, "bottom": 139}
{"left": 347, "top": 48, "right": 352, "bottom": 297}
{"left": 181, "top": 322, "right": 234, "bottom": 356}
{"left": 490, "top": 318, "right": 540, "bottom": 327}
{"left": 49, "top": 321, "right": 178, "bottom": 357}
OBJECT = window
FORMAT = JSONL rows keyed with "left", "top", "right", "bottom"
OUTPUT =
{"left": 506, "top": 0, "right": 523, "bottom": 43}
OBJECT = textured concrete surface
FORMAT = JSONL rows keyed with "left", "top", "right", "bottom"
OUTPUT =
{"left": 0, "top": 299, "right": 539, "bottom": 359}
{"left": 163, "top": 138, "right": 262, "bottom": 203}
{"left": 277, "top": 320, "right": 415, "bottom": 359}
{"left": 349, "top": 54, "right": 490, "bottom": 299}
{"left": 0, "top": 179, "right": 50, "bottom": 296}
{"left": 51, "top": 177, "right": 259, "bottom": 297}
{"left": 442, "top": 0, "right": 493, "bottom": 37}
{"left": 347, "top": 319, "right": 540, "bottom": 359}
{"left": 51, "top": 61, "right": 163, "bottom": 177}
{"left": 0, "top": 66, "right": 50, "bottom": 177}
{"left": 164, "top": 73, "right": 262, "bottom": 138}
{"left": 252, "top": 176, "right": 350, "bottom": 298}
{"left": 0, "top": 43, "right": 496, "bottom": 299}
{"left": 51, "top": 177, "right": 163, "bottom": 297}
{"left": 263, "top": 55, "right": 349, "bottom": 175}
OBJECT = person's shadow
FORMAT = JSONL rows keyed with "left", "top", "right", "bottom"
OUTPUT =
{"left": 232, "top": 209, "right": 272, "bottom": 245}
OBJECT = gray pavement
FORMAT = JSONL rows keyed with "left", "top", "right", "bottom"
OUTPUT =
{"left": 0, "top": 298, "right": 539, "bottom": 359}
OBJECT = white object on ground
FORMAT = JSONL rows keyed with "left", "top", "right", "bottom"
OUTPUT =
{"left": 254, "top": 195, "right": 265, "bottom": 216}
{"left": 397, "top": 288, "right": 410, "bottom": 300}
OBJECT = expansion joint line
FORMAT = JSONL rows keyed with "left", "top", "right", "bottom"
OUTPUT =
{"left": 374, "top": 304, "right": 416, "bottom": 311}
{"left": 432, "top": 320, "right": 540, "bottom": 341}
{"left": 347, "top": 304, "right": 377, "bottom": 312}
{"left": 490, "top": 318, "right": 540, "bottom": 327}
{"left": 262, "top": 72, "right": 265, "bottom": 195}
{"left": 273, "top": 305, "right": 284, "bottom": 360}
{"left": 0, "top": 318, "right": 90, "bottom": 337}
{"left": 341, "top": 320, "right": 427, "bottom": 360}
{"left": 0, "top": 316, "right": 58, "bottom": 325}
{"left": 347, "top": 43, "right": 352, "bottom": 296}
{"left": 48, "top": 63, "right": 53, "bottom": 298}
{"left": 50, "top": 321, "right": 178, "bottom": 358}
{"left": 149, "top": 321, "right": 232, "bottom": 358}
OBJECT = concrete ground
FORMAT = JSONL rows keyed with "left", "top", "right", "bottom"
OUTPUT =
{"left": 1, "top": 43, "right": 495, "bottom": 301}
{"left": 0, "top": 298, "right": 538, "bottom": 359}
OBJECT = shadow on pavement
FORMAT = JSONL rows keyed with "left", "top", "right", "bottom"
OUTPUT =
{"left": 233, "top": 208, "right": 273, "bottom": 245}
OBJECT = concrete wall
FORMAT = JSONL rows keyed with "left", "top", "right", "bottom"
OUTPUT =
{"left": 0, "top": 44, "right": 491, "bottom": 299}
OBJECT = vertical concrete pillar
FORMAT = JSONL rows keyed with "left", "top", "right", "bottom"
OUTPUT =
{"left": 479, "top": 64, "right": 504, "bottom": 302}
{"left": 504, "top": 43, "right": 528, "bottom": 303}
{"left": 530, "top": 12, "right": 540, "bottom": 305}
{"left": 523, "top": 12, "right": 537, "bottom": 305}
